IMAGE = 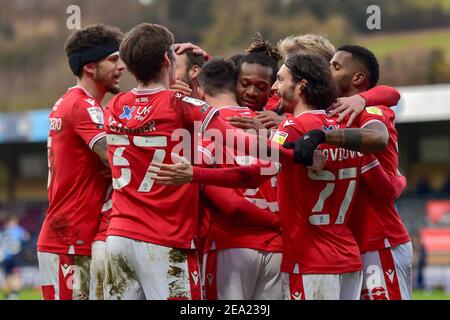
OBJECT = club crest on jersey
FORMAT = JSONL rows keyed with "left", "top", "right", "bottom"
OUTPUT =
{"left": 365, "top": 106, "right": 383, "bottom": 116}
{"left": 119, "top": 105, "right": 135, "bottom": 121}
{"left": 272, "top": 131, "right": 289, "bottom": 145}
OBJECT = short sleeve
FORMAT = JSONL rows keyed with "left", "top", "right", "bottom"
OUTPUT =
{"left": 360, "top": 153, "right": 380, "bottom": 175}
{"left": 271, "top": 118, "right": 306, "bottom": 145}
{"left": 356, "top": 106, "right": 390, "bottom": 129}
{"left": 71, "top": 98, "right": 106, "bottom": 149}
{"left": 176, "top": 95, "right": 219, "bottom": 134}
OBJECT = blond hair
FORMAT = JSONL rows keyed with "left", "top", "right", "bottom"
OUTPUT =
{"left": 278, "top": 34, "right": 336, "bottom": 62}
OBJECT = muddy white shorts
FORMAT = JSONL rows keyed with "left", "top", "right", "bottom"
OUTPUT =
{"left": 360, "top": 241, "right": 413, "bottom": 300}
{"left": 203, "top": 248, "right": 283, "bottom": 300}
{"left": 89, "top": 240, "right": 106, "bottom": 300}
{"left": 103, "top": 236, "right": 201, "bottom": 300}
{"left": 282, "top": 271, "right": 363, "bottom": 300}
{"left": 37, "top": 251, "right": 91, "bottom": 300}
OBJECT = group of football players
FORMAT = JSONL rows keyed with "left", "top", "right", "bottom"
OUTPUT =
{"left": 36, "top": 22, "right": 412, "bottom": 300}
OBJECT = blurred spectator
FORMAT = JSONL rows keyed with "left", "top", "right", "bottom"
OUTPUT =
{"left": 0, "top": 215, "right": 30, "bottom": 299}
{"left": 441, "top": 175, "right": 450, "bottom": 195}
{"left": 415, "top": 176, "right": 432, "bottom": 195}
{"left": 413, "top": 235, "right": 427, "bottom": 290}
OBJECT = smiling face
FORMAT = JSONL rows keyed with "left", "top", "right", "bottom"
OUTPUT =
{"left": 236, "top": 62, "right": 273, "bottom": 111}
{"left": 271, "top": 64, "right": 298, "bottom": 114}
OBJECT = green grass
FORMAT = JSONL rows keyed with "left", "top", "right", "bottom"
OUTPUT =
{"left": 413, "top": 290, "right": 450, "bottom": 300}
{"left": 357, "top": 28, "right": 450, "bottom": 60}
{"left": 0, "top": 289, "right": 449, "bottom": 300}
{"left": 0, "top": 289, "right": 41, "bottom": 300}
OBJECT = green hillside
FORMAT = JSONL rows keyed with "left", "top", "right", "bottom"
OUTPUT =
{"left": 358, "top": 28, "right": 450, "bottom": 60}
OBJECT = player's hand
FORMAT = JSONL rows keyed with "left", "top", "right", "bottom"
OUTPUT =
{"left": 148, "top": 154, "right": 193, "bottom": 185}
{"left": 174, "top": 42, "right": 211, "bottom": 61}
{"left": 255, "top": 110, "right": 286, "bottom": 129}
{"left": 328, "top": 95, "right": 366, "bottom": 126}
{"left": 169, "top": 80, "right": 192, "bottom": 96}
{"left": 309, "top": 150, "right": 326, "bottom": 173}
{"left": 283, "top": 129, "right": 326, "bottom": 166}
{"left": 227, "top": 116, "right": 266, "bottom": 133}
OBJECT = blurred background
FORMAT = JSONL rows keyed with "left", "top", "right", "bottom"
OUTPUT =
{"left": 0, "top": 0, "right": 449, "bottom": 299}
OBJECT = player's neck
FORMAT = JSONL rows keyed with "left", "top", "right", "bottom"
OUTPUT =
{"left": 341, "top": 87, "right": 361, "bottom": 98}
{"left": 293, "top": 100, "right": 312, "bottom": 117}
{"left": 205, "top": 93, "right": 239, "bottom": 109}
{"left": 190, "top": 83, "right": 202, "bottom": 100}
{"left": 77, "top": 77, "right": 106, "bottom": 102}
{"left": 137, "top": 71, "right": 170, "bottom": 91}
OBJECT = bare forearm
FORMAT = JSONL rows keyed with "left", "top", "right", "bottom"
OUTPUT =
{"left": 92, "top": 137, "right": 110, "bottom": 168}
{"left": 325, "top": 128, "right": 388, "bottom": 153}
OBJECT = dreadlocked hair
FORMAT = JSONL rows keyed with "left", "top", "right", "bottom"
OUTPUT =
{"left": 246, "top": 32, "right": 283, "bottom": 63}
{"left": 240, "top": 33, "right": 282, "bottom": 84}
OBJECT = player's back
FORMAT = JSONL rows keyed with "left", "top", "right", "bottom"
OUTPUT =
{"left": 349, "top": 106, "right": 410, "bottom": 252}
{"left": 274, "top": 110, "right": 374, "bottom": 274}
{"left": 104, "top": 88, "right": 217, "bottom": 249}
{"left": 38, "top": 86, "right": 110, "bottom": 256}
{"left": 200, "top": 105, "right": 281, "bottom": 253}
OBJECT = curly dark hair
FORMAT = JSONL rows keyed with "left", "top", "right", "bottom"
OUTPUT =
{"left": 337, "top": 45, "right": 380, "bottom": 89}
{"left": 64, "top": 24, "right": 123, "bottom": 57}
{"left": 285, "top": 53, "right": 339, "bottom": 109}
{"left": 239, "top": 33, "right": 282, "bottom": 83}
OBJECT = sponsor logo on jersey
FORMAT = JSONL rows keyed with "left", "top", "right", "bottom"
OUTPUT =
{"left": 272, "top": 131, "right": 289, "bottom": 145}
{"left": 135, "top": 97, "right": 149, "bottom": 103}
{"left": 119, "top": 105, "right": 135, "bottom": 121}
{"left": 365, "top": 106, "right": 383, "bottom": 116}
{"left": 87, "top": 107, "right": 104, "bottom": 125}
{"left": 134, "top": 106, "right": 152, "bottom": 121}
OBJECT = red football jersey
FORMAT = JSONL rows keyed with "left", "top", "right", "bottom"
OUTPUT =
{"left": 104, "top": 88, "right": 218, "bottom": 249}
{"left": 349, "top": 106, "right": 410, "bottom": 252}
{"left": 38, "top": 86, "right": 110, "bottom": 256}
{"left": 202, "top": 106, "right": 282, "bottom": 253}
{"left": 273, "top": 110, "right": 379, "bottom": 274}
{"left": 264, "top": 95, "right": 281, "bottom": 112}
